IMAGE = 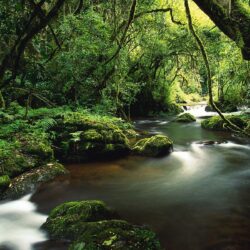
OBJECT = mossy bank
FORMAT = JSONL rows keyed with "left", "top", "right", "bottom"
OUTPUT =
{"left": 0, "top": 105, "right": 174, "bottom": 200}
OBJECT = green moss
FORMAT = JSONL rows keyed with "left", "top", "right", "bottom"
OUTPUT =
{"left": 133, "top": 135, "right": 173, "bottom": 157}
{"left": 70, "top": 220, "right": 162, "bottom": 250}
{"left": 81, "top": 129, "right": 103, "bottom": 141}
{"left": 43, "top": 200, "right": 118, "bottom": 240}
{"left": 201, "top": 115, "right": 248, "bottom": 131}
{"left": 175, "top": 113, "right": 196, "bottom": 123}
{"left": 0, "top": 175, "right": 10, "bottom": 192}
{"left": 20, "top": 132, "right": 54, "bottom": 160}
{"left": 0, "top": 131, "right": 54, "bottom": 178}
{"left": 53, "top": 112, "right": 132, "bottom": 161}
{"left": 42, "top": 200, "right": 162, "bottom": 250}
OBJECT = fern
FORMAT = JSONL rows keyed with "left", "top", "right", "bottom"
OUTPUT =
{"left": 34, "top": 118, "right": 57, "bottom": 131}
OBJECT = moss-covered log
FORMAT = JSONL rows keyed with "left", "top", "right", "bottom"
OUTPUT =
{"left": 193, "top": 0, "right": 250, "bottom": 59}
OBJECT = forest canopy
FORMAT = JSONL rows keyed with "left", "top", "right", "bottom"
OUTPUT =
{"left": 0, "top": 0, "right": 249, "bottom": 117}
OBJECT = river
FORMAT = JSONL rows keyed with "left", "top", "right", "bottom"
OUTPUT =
{"left": 1, "top": 105, "right": 250, "bottom": 250}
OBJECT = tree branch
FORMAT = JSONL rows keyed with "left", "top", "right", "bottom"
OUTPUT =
{"left": 112, "top": 7, "right": 183, "bottom": 42}
{"left": 104, "top": 0, "right": 137, "bottom": 65}
{"left": 0, "top": 0, "right": 65, "bottom": 90}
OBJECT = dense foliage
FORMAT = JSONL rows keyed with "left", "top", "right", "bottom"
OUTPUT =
{"left": 0, "top": 0, "right": 249, "bottom": 118}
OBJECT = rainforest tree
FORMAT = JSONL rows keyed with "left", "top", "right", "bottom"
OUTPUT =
{"left": 0, "top": 0, "right": 249, "bottom": 114}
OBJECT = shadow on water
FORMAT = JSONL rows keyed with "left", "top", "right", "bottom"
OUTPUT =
{"left": 30, "top": 115, "right": 250, "bottom": 250}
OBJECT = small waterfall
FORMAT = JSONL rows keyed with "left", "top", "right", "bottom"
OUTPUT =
{"left": 0, "top": 194, "right": 47, "bottom": 250}
{"left": 183, "top": 103, "right": 242, "bottom": 118}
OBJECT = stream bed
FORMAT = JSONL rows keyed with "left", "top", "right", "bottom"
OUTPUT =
{"left": 1, "top": 106, "right": 250, "bottom": 250}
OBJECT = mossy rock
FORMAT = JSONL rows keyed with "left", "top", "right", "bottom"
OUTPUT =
{"left": 0, "top": 175, "right": 10, "bottom": 193}
{"left": 0, "top": 151, "right": 40, "bottom": 178}
{"left": 175, "top": 113, "right": 196, "bottom": 123}
{"left": 42, "top": 200, "right": 119, "bottom": 240}
{"left": 0, "top": 133, "right": 54, "bottom": 178}
{"left": 201, "top": 115, "right": 247, "bottom": 131}
{"left": 132, "top": 135, "right": 173, "bottom": 157}
{"left": 53, "top": 113, "right": 132, "bottom": 161}
{"left": 42, "top": 201, "right": 162, "bottom": 250}
{"left": 0, "top": 162, "right": 67, "bottom": 200}
{"left": 70, "top": 220, "right": 162, "bottom": 250}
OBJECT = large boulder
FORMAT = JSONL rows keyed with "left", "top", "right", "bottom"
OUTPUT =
{"left": 52, "top": 112, "right": 133, "bottom": 162}
{"left": 0, "top": 162, "right": 67, "bottom": 200}
{"left": 132, "top": 135, "right": 173, "bottom": 157}
{"left": 42, "top": 200, "right": 162, "bottom": 250}
{"left": 42, "top": 200, "right": 119, "bottom": 240}
{"left": 175, "top": 113, "right": 196, "bottom": 123}
{"left": 70, "top": 220, "right": 162, "bottom": 250}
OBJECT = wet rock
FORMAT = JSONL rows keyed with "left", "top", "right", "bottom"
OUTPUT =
{"left": 205, "top": 105, "right": 214, "bottom": 112}
{"left": 42, "top": 200, "right": 162, "bottom": 250}
{"left": 175, "top": 113, "right": 196, "bottom": 123}
{"left": 132, "top": 135, "right": 173, "bottom": 157}
{"left": 0, "top": 162, "right": 67, "bottom": 200}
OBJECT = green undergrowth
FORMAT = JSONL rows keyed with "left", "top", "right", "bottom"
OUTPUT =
{"left": 0, "top": 104, "right": 134, "bottom": 178}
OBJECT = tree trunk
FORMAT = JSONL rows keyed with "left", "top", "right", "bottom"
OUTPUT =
{"left": 193, "top": 0, "right": 250, "bottom": 60}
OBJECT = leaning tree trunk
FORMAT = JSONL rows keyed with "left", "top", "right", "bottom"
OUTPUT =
{"left": 193, "top": 0, "right": 250, "bottom": 60}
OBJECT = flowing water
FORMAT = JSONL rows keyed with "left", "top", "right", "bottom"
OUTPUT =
{"left": 0, "top": 195, "right": 47, "bottom": 250}
{"left": 1, "top": 106, "right": 250, "bottom": 250}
